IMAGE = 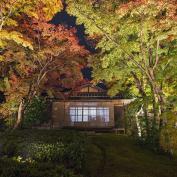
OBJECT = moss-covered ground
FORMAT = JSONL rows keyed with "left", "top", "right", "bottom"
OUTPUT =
{"left": 0, "top": 131, "right": 176, "bottom": 177}
{"left": 84, "top": 134, "right": 177, "bottom": 177}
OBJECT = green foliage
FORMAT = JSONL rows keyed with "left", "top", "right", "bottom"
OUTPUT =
{"left": 23, "top": 96, "right": 48, "bottom": 127}
{"left": 0, "top": 98, "right": 19, "bottom": 128}
{"left": 160, "top": 112, "right": 177, "bottom": 157}
{"left": 2, "top": 140, "right": 18, "bottom": 157}
{"left": 0, "top": 131, "right": 177, "bottom": 177}
{"left": 67, "top": 0, "right": 177, "bottom": 95}
{"left": 65, "top": 139, "right": 86, "bottom": 169}
{"left": 125, "top": 98, "right": 160, "bottom": 148}
{"left": 0, "top": 118, "right": 8, "bottom": 131}
{"left": 27, "top": 142, "right": 65, "bottom": 162}
{"left": 0, "top": 30, "right": 33, "bottom": 50}
{"left": 67, "top": 0, "right": 177, "bottom": 150}
{"left": 0, "top": 130, "right": 87, "bottom": 171}
{"left": 25, "top": 135, "right": 86, "bottom": 170}
{"left": 3, "top": 115, "right": 17, "bottom": 129}
{"left": 125, "top": 99, "right": 141, "bottom": 136}
{"left": 0, "top": 158, "right": 82, "bottom": 177}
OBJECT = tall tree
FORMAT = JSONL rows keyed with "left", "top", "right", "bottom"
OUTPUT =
{"left": 67, "top": 0, "right": 177, "bottom": 141}
{"left": 0, "top": 1, "right": 89, "bottom": 128}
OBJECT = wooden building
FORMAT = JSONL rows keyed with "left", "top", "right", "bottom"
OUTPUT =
{"left": 51, "top": 83, "right": 132, "bottom": 130}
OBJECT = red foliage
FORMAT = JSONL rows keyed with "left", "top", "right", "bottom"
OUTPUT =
{"left": 17, "top": 14, "right": 90, "bottom": 91}
{"left": 21, "top": 15, "right": 89, "bottom": 57}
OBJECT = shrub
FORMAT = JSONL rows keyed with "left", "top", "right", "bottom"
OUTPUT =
{"left": 0, "top": 157, "right": 83, "bottom": 177}
{"left": 25, "top": 134, "right": 87, "bottom": 169}
{"left": 0, "top": 118, "right": 7, "bottom": 131}
{"left": 124, "top": 99, "right": 141, "bottom": 136}
{"left": 0, "top": 130, "right": 87, "bottom": 171}
{"left": 27, "top": 142, "right": 65, "bottom": 162}
{"left": 160, "top": 112, "right": 177, "bottom": 157}
{"left": 65, "top": 139, "right": 86, "bottom": 170}
{"left": 2, "top": 140, "right": 18, "bottom": 157}
{"left": 23, "top": 96, "right": 49, "bottom": 127}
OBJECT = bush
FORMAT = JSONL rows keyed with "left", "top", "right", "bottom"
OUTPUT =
{"left": 0, "top": 114, "right": 17, "bottom": 129}
{"left": 0, "top": 118, "right": 7, "bottom": 131}
{"left": 27, "top": 142, "right": 65, "bottom": 162}
{"left": 124, "top": 99, "right": 141, "bottom": 136}
{"left": 2, "top": 140, "right": 18, "bottom": 157}
{"left": 23, "top": 96, "right": 49, "bottom": 127}
{"left": 0, "top": 157, "right": 83, "bottom": 177}
{"left": 0, "top": 130, "right": 87, "bottom": 172}
{"left": 160, "top": 112, "right": 177, "bottom": 157}
{"left": 65, "top": 140, "right": 86, "bottom": 170}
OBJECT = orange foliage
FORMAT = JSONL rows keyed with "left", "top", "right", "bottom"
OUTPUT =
{"left": 18, "top": 14, "right": 89, "bottom": 91}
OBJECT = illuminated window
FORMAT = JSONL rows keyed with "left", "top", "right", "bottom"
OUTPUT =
{"left": 69, "top": 107, "right": 109, "bottom": 122}
{"left": 83, "top": 107, "right": 89, "bottom": 122}
{"left": 89, "top": 107, "right": 97, "bottom": 120}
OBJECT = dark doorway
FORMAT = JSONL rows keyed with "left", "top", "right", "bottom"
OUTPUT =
{"left": 114, "top": 106, "right": 125, "bottom": 128}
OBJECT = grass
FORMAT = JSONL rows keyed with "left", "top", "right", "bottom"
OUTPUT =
{"left": 0, "top": 130, "right": 177, "bottom": 177}
{"left": 84, "top": 134, "right": 177, "bottom": 177}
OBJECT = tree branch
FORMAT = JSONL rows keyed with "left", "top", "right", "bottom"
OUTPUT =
{"left": 153, "top": 39, "right": 160, "bottom": 70}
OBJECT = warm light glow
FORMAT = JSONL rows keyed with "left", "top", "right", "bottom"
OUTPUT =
{"left": 69, "top": 107, "right": 109, "bottom": 122}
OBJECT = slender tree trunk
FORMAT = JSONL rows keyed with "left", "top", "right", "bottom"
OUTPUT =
{"left": 135, "top": 112, "right": 142, "bottom": 137}
{"left": 150, "top": 81, "right": 165, "bottom": 127}
{"left": 143, "top": 99, "right": 150, "bottom": 137}
{"left": 148, "top": 73, "right": 166, "bottom": 146}
{"left": 131, "top": 72, "right": 150, "bottom": 137}
{"left": 151, "top": 89, "right": 158, "bottom": 129}
{"left": 13, "top": 99, "right": 25, "bottom": 129}
{"left": 147, "top": 68, "right": 165, "bottom": 126}
{"left": 13, "top": 89, "right": 37, "bottom": 130}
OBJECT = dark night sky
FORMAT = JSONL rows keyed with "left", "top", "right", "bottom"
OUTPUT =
{"left": 51, "top": 9, "right": 95, "bottom": 52}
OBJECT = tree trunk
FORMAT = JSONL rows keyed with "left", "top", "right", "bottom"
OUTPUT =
{"left": 143, "top": 100, "right": 150, "bottom": 137}
{"left": 147, "top": 72, "right": 166, "bottom": 146}
{"left": 147, "top": 69, "right": 165, "bottom": 127}
{"left": 131, "top": 72, "right": 150, "bottom": 137}
{"left": 150, "top": 81, "right": 165, "bottom": 127}
{"left": 13, "top": 99, "right": 25, "bottom": 129}
{"left": 151, "top": 89, "right": 158, "bottom": 130}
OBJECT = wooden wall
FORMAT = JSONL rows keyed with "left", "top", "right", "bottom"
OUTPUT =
{"left": 51, "top": 99, "right": 130, "bottom": 129}
{"left": 114, "top": 106, "right": 125, "bottom": 128}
